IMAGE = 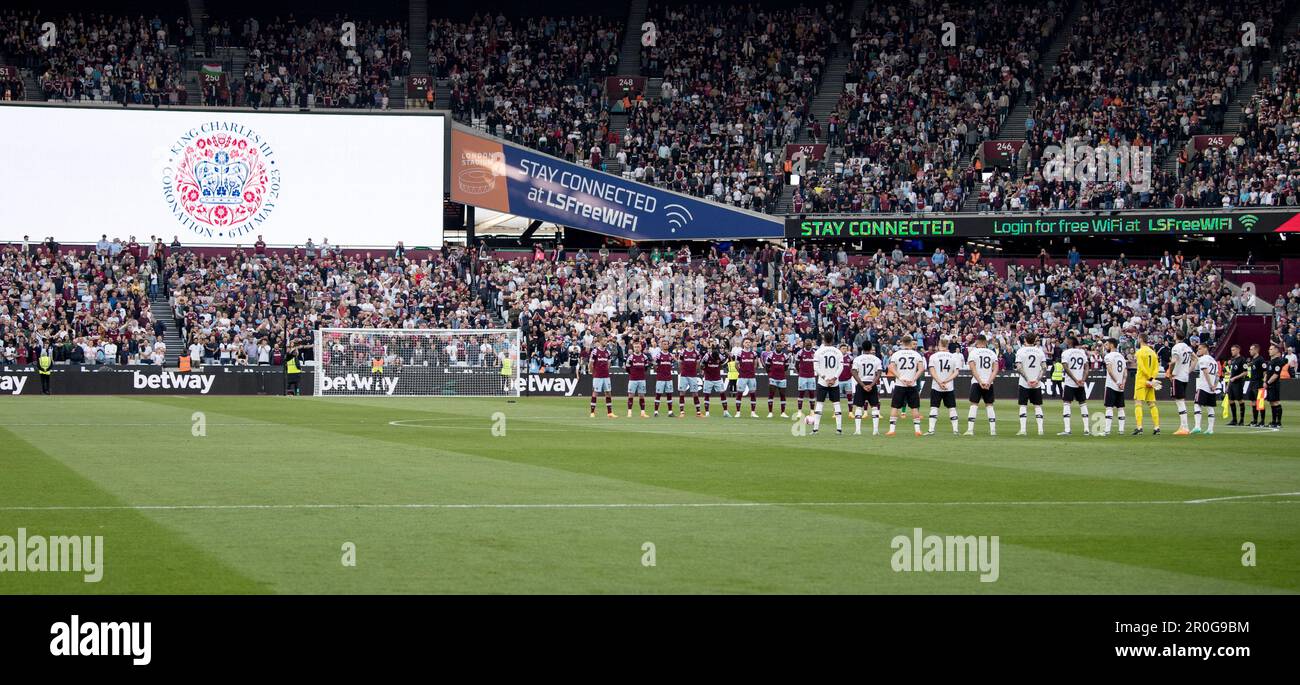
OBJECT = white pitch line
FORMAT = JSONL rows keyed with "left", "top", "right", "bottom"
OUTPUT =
{"left": 1183, "top": 491, "right": 1300, "bottom": 504}
{"left": 2, "top": 497, "right": 1299, "bottom": 512}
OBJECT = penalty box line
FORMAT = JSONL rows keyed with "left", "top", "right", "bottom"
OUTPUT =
{"left": 2, "top": 494, "right": 1298, "bottom": 512}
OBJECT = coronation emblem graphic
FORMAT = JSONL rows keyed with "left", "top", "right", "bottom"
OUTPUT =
{"left": 163, "top": 123, "right": 279, "bottom": 238}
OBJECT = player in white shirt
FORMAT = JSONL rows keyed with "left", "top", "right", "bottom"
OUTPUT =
{"left": 1058, "top": 336, "right": 1092, "bottom": 435}
{"left": 1165, "top": 331, "right": 1196, "bottom": 434}
{"left": 809, "top": 332, "right": 844, "bottom": 435}
{"left": 1101, "top": 338, "right": 1128, "bottom": 435}
{"left": 965, "top": 334, "right": 1000, "bottom": 435}
{"left": 1014, "top": 333, "right": 1047, "bottom": 435}
{"left": 886, "top": 335, "right": 927, "bottom": 436}
{"left": 850, "top": 341, "right": 883, "bottom": 435}
{"left": 1193, "top": 342, "right": 1220, "bottom": 434}
{"left": 926, "top": 335, "right": 963, "bottom": 434}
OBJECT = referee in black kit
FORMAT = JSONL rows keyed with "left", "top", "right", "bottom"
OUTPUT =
{"left": 1248, "top": 344, "right": 1268, "bottom": 426}
{"left": 1226, "top": 344, "right": 1248, "bottom": 425}
{"left": 1265, "top": 343, "right": 1286, "bottom": 428}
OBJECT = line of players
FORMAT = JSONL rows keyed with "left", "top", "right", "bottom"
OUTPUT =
{"left": 585, "top": 330, "right": 1286, "bottom": 435}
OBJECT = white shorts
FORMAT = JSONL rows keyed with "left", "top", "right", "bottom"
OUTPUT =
{"left": 678, "top": 377, "right": 701, "bottom": 392}
{"left": 592, "top": 377, "right": 612, "bottom": 393}
{"left": 627, "top": 380, "right": 647, "bottom": 395}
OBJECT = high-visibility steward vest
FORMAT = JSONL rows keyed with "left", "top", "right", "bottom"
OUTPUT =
{"left": 287, "top": 358, "right": 301, "bottom": 375}
{"left": 726, "top": 360, "right": 739, "bottom": 381}
{"left": 500, "top": 357, "right": 513, "bottom": 377}
{"left": 1051, "top": 361, "right": 1065, "bottom": 382}
{"left": 178, "top": 355, "right": 191, "bottom": 372}
{"left": 371, "top": 358, "right": 384, "bottom": 374}
{"left": 38, "top": 356, "right": 52, "bottom": 375}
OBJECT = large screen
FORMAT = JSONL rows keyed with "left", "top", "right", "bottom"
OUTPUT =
{"left": 0, "top": 105, "right": 444, "bottom": 247}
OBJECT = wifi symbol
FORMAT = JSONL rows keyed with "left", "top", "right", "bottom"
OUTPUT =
{"left": 1239, "top": 214, "right": 1259, "bottom": 231}
{"left": 663, "top": 203, "right": 695, "bottom": 231}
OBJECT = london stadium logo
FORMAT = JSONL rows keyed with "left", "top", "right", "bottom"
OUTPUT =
{"left": 162, "top": 122, "right": 280, "bottom": 239}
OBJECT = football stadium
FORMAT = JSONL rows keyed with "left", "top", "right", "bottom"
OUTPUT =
{"left": 1, "top": 0, "right": 1299, "bottom": 656}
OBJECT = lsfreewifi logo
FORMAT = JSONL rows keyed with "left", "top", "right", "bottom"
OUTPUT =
{"left": 321, "top": 374, "right": 398, "bottom": 395}
{"left": 50, "top": 615, "right": 151, "bottom": 666}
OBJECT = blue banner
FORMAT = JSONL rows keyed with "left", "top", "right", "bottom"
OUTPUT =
{"left": 450, "top": 127, "right": 782, "bottom": 240}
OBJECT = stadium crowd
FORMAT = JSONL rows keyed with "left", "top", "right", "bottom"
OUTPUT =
{"left": 0, "top": 10, "right": 190, "bottom": 105}
{"left": 616, "top": 2, "right": 844, "bottom": 212}
{"left": 441, "top": 14, "right": 625, "bottom": 164}
{"left": 0, "top": 239, "right": 163, "bottom": 367}
{"left": 794, "top": 0, "right": 1058, "bottom": 214}
{"left": 987, "top": 0, "right": 1285, "bottom": 211}
{"left": 5, "top": 232, "right": 1298, "bottom": 384}
{"left": 4, "top": 2, "right": 1300, "bottom": 214}
{"left": 1183, "top": 28, "right": 1300, "bottom": 208}
{"left": 495, "top": 243, "right": 1259, "bottom": 375}
{"left": 227, "top": 15, "right": 409, "bottom": 109}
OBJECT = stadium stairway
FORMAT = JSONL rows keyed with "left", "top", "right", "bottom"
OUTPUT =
{"left": 149, "top": 297, "right": 186, "bottom": 367}
{"left": 1171, "top": 6, "right": 1300, "bottom": 179}
{"left": 1213, "top": 314, "right": 1275, "bottom": 360}
{"left": 1223, "top": 279, "right": 1277, "bottom": 315}
{"left": 1226, "top": 5, "right": 1300, "bottom": 134}
{"left": 959, "top": 0, "right": 1084, "bottom": 212}
{"left": 619, "top": 0, "right": 649, "bottom": 75}
{"left": 775, "top": 0, "right": 868, "bottom": 214}
{"left": 600, "top": 0, "right": 650, "bottom": 177}
{"left": 409, "top": 0, "right": 429, "bottom": 78}
{"left": 187, "top": 0, "right": 207, "bottom": 57}
{"left": 0, "top": 53, "right": 43, "bottom": 102}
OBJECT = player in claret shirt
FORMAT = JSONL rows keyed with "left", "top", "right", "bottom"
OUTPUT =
{"left": 701, "top": 340, "right": 728, "bottom": 417}
{"left": 625, "top": 340, "right": 650, "bottom": 418}
{"left": 734, "top": 339, "right": 760, "bottom": 418}
{"left": 652, "top": 338, "right": 675, "bottom": 417}
{"left": 589, "top": 335, "right": 616, "bottom": 418}
{"left": 677, "top": 341, "right": 703, "bottom": 417}
{"left": 794, "top": 338, "right": 817, "bottom": 418}
{"left": 766, "top": 344, "right": 791, "bottom": 418}
{"left": 837, "top": 343, "right": 855, "bottom": 421}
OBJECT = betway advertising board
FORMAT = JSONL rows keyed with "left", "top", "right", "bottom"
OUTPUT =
{"left": 514, "top": 373, "right": 1300, "bottom": 401}
{"left": 0, "top": 368, "right": 286, "bottom": 395}
{"left": 450, "top": 126, "right": 782, "bottom": 240}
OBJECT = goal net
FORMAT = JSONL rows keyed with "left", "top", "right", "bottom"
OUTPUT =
{"left": 312, "top": 328, "right": 521, "bottom": 397}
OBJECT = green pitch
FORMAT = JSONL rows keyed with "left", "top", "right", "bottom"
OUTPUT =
{"left": 1, "top": 396, "right": 1296, "bottom": 594}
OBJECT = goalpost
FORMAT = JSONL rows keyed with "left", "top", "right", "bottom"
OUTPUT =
{"left": 312, "top": 328, "right": 521, "bottom": 397}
